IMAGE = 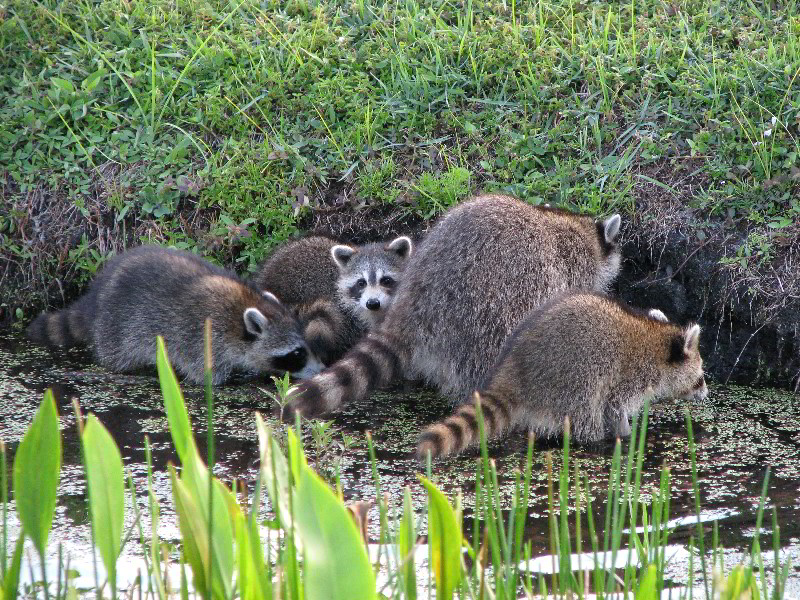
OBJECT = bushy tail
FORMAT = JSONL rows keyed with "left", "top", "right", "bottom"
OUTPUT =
{"left": 287, "top": 330, "right": 406, "bottom": 419}
{"left": 416, "top": 391, "right": 514, "bottom": 461}
{"left": 297, "top": 298, "right": 361, "bottom": 366}
{"left": 26, "top": 305, "right": 91, "bottom": 347}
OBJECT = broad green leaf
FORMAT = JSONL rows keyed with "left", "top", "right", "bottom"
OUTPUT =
{"left": 2, "top": 535, "right": 24, "bottom": 600}
{"left": 255, "top": 414, "right": 294, "bottom": 532}
{"left": 294, "top": 464, "right": 375, "bottom": 600}
{"left": 170, "top": 467, "right": 210, "bottom": 599}
{"left": 51, "top": 77, "right": 74, "bottom": 93}
{"left": 156, "top": 336, "right": 193, "bottom": 463}
{"left": 175, "top": 451, "right": 235, "bottom": 600}
{"left": 420, "top": 476, "right": 462, "bottom": 600}
{"left": 82, "top": 415, "right": 124, "bottom": 590}
{"left": 635, "top": 564, "right": 657, "bottom": 600}
{"left": 83, "top": 68, "right": 106, "bottom": 93}
{"left": 398, "top": 487, "right": 417, "bottom": 600}
{"left": 232, "top": 501, "right": 271, "bottom": 600}
{"left": 13, "top": 390, "right": 61, "bottom": 557}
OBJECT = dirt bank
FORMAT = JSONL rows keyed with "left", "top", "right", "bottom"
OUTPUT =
{"left": 2, "top": 191, "right": 798, "bottom": 390}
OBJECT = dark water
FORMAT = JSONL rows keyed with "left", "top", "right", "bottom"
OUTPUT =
{"left": 1, "top": 330, "right": 799, "bottom": 594}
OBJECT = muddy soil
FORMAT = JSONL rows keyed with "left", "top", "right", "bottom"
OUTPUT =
{"left": 1, "top": 330, "right": 799, "bottom": 594}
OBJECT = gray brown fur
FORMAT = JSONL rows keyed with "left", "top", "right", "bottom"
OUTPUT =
{"left": 417, "top": 293, "right": 708, "bottom": 459}
{"left": 253, "top": 235, "right": 413, "bottom": 365}
{"left": 27, "top": 246, "right": 322, "bottom": 384}
{"left": 288, "top": 194, "right": 622, "bottom": 418}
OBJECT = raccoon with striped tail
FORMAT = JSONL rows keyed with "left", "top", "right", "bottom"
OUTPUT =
{"left": 253, "top": 234, "right": 413, "bottom": 365}
{"left": 286, "top": 194, "right": 623, "bottom": 418}
{"left": 416, "top": 292, "right": 708, "bottom": 460}
{"left": 27, "top": 245, "right": 323, "bottom": 384}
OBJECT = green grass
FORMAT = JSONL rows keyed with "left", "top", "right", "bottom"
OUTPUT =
{"left": 0, "top": 339, "right": 791, "bottom": 599}
{"left": 1, "top": 0, "right": 799, "bottom": 319}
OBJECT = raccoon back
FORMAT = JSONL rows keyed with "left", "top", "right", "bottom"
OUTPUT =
{"left": 252, "top": 236, "right": 339, "bottom": 304}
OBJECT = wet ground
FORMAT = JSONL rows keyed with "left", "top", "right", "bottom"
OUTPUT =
{"left": 1, "top": 329, "right": 799, "bottom": 595}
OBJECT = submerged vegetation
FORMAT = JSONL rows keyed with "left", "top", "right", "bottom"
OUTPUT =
{"left": 1, "top": 0, "right": 798, "bottom": 323}
{"left": 0, "top": 325, "right": 792, "bottom": 599}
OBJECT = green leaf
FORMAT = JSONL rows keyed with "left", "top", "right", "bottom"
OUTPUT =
{"left": 82, "top": 68, "right": 107, "bottom": 93}
{"left": 255, "top": 414, "right": 295, "bottom": 534}
{"left": 232, "top": 501, "right": 271, "bottom": 600}
{"left": 2, "top": 535, "right": 25, "bottom": 600}
{"left": 294, "top": 464, "right": 376, "bottom": 600}
{"left": 420, "top": 476, "right": 462, "bottom": 600}
{"left": 13, "top": 390, "right": 61, "bottom": 557}
{"left": 51, "top": 77, "right": 74, "bottom": 94}
{"left": 635, "top": 564, "right": 658, "bottom": 600}
{"left": 175, "top": 451, "right": 235, "bottom": 600}
{"left": 82, "top": 414, "right": 124, "bottom": 590}
{"left": 156, "top": 336, "right": 193, "bottom": 463}
{"left": 397, "top": 487, "right": 417, "bottom": 600}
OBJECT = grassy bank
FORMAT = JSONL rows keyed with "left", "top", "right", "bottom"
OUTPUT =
{"left": 1, "top": 0, "right": 799, "bottom": 321}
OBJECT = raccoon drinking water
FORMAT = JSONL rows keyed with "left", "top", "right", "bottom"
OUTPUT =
{"left": 27, "top": 246, "right": 322, "bottom": 384}
{"left": 287, "top": 194, "right": 623, "bottom": 418}
{"left": 417, "top": 293, "right": 708, "bottom": 459}
{"left": 253, "top": 235, "right": 413, "bottom": 364}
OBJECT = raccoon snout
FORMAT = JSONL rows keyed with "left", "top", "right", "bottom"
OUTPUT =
{"left": 273, "top": 346, "right": 308, "bottom": 373}
{"left": 366, "top": 298, "right": 381, "bottom": 311}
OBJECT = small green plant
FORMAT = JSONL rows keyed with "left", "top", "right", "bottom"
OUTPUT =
{"left": 414, "top": 167, "right": 472, "bottom": 219}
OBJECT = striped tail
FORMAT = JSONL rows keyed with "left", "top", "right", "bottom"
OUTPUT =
{"left": 286, "top": 330, "right": 406, "bottom": 419}
{"left": 297, "top": 298, "right": 358, "bottom": 365}
{"left": 26, "top": 306, "right": 91, "bottom": 347}
{"left": 416, "top": 391, "right": 514, "bottom": 461}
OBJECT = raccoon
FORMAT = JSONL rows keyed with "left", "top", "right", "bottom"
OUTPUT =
{"left": 27, "top": 246, "right": 323, "bottom": 385}
{"left": 253, "top": 235, "right": 413, "bottom": 365}
{"left": 416, "top": 292, "right": 708, "bottom": 460}
{"left": 287, "top": 194, "right": 622, "bottom": 418}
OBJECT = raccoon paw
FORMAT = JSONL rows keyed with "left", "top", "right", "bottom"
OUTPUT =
{"left": 283, "top": 380, "right": 333, "bottom": 420}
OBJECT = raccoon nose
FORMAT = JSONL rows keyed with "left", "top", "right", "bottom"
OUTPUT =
{"left": 273, "top": 346, "right": 308, "bottom": 373}
{"left": 366, "top": 298, "right": 381, "bottom": 311}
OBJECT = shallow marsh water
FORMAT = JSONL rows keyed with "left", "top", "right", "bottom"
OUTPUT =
{"left": 1, "top": 329, "right": 799, "bottom": 595}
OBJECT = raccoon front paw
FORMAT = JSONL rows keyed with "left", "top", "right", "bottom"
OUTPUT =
{"left": 284, "top": 381, "right": 329, "bottom": 420}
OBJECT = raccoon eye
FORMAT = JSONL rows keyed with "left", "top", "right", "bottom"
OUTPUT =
{"left": 357, "top": 278, "right": 367, "bottom": 288}
{"left": 379, "top": 276, "right": 395, "bottom": 287}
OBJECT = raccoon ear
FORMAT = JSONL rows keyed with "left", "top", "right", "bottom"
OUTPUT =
{"left": 684, "top": 324, "right": 701, "bottom": 353}
{"left": 243, "top": 307, "right": 268, "bottom": 336}
{"left": 648, "top": 308, "right": 668, "bottom": 323}
{"left": 262, "top": 291, "right": 281, "bottom": 304}
{"left": 331, "top": 245, "right": 356, "bottom": 269}
{"left": 602, "top": 214, "right": 621, "bottom": 244}
{"left": 386, "top": 236, "right": 413, "bottom": 259}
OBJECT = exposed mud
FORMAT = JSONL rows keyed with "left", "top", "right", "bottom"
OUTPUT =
{"left": 1, "top": 331, "right": 799, "bottom": 594}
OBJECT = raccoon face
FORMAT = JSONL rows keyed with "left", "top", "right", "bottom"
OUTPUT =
{"left": 663, "top": 323, "right": 708, "bottom": 402}
{"left": 595, "top": 214, "right": 622, "bottom": 291}
{"left": 242, "top": 292, "right": 324, "bottom": 379}
{"left": 332, "top": 236, "right": 413, "bottom": 327}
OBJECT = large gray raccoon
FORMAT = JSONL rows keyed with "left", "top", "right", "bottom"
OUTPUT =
{"left": 287, "top": 194, "right": 622, "bottom": 417}
{"left": 417, "top": 292, "right": 708, "bottom": 459}
{"left": 253, "top": 235, "right": 413, "bottom": 364}
{"left": 27, "top": 246, "right": 322, "bottom": 384}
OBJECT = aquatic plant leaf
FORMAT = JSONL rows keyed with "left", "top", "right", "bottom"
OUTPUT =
{"left": 231, "top": 500, "right": 271, "bottom": 600}
{"left": 156, "top": 336, "right": 193, "bottom": 463}
{"left": 294, "top": 462, "right": 376, "bottom": 600}
{"left": 82, "top": 414, "right": 124, "bottom": 590}
{"left": 397, "top": 487, "right": 417, "bottom": 600}
{"left": 255, "top": 413, "right": 294, "bottom": 532}
{"left": 178, "top": 451, "right": 236, "bottom": 600}
{"left": 420, "top": 476, "right": 462, "bottom": 600}
{"left": 1, "top": 534, "right": 24, "bottom": 600}
{"left": 12, "top": 390, "right": 61, "bottom": 558}
{"left": 635, "top": 564, "right": 658, "bottom": 600}
{"left": 170, "top": 466, "right": 210, "bottom": 598}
